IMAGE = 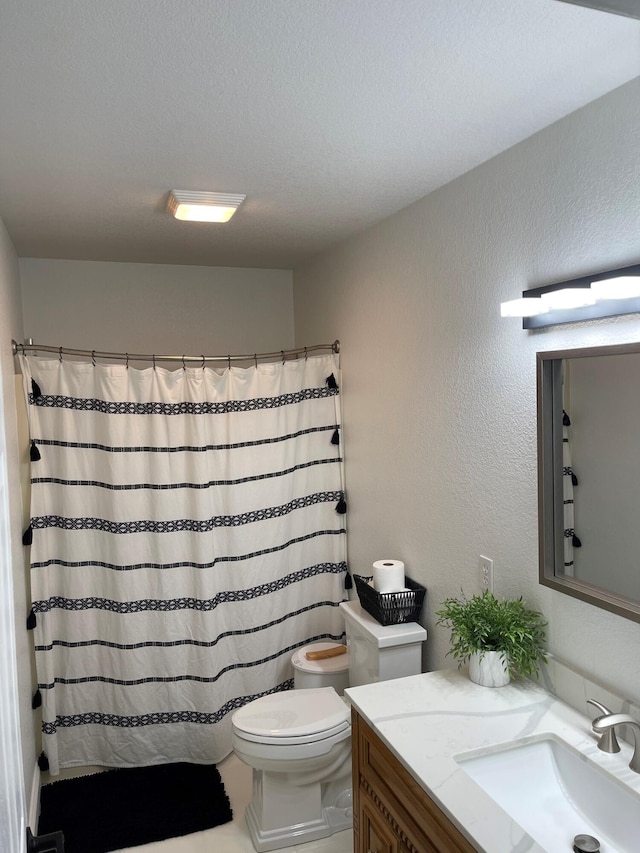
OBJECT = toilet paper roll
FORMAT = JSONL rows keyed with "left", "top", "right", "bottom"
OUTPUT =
{"left": 372, "top": 560, "right": 405, "bottom": 593}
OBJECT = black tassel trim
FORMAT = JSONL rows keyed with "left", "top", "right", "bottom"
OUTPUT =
{"left": 32, "top": 690, "right": 42, "bottom": 710}
{"left": 344, "top": 572, "right": 353, "bottom": 590}
{"left": 573, "top": 533, "right": 582, "bottom": 548}
{"left": 336, "top": 494, "right": 347, "bottom": 514}
{"left": 31, "top": 379, "right": 42, "bottom": 400}
{"left": 22, "top": 525, "right": 33, "bottom": 546}
{"left": 326, "top": 373, "right": 338, "bottom": 390}
{"left": 38, "top": 752, "right": 49, "bottom": 772}
{"left": 571, "top": 472, "right": 579, "bottom": 487}
{"left": 30, "top": 440, "right": 41, "bottom": 461}
{"left": 26, "top": 608, "right": 36, "bottom": 630}
{"left": 331, "top": 428, "right": 340, "bottom": 446}
{"left": 563, "top": 410, "right": 571, "bottom": 427}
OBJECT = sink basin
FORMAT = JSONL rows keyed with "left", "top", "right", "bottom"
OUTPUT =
{"left": 456, "top": 736, "right": 640, "bottom": 852}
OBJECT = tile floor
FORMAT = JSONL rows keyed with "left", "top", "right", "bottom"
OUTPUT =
{"left": 47, "top": 754, "right": 353, "bottom": 853}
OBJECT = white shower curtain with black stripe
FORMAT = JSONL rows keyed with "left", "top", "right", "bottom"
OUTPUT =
{"left": 20, "top": 352, "right": 346, "bottom": 776}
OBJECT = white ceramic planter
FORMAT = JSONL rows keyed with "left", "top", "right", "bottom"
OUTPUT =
{"left": 468, "top": 650, "right": 510, "bottom": 687}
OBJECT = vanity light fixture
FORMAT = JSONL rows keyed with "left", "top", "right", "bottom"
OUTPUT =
{"left": 553, "top": 0, "right": 640, "bottom": 21}
{"left": 501, "top": 262, "right": 640, "bottom": 329}
{"left": 540, "top": 288, "right": 596, "bottom": 310}
{"left": 500, "top": 298, "right": 550, "bottom": 318}
{"left": 167, "top": 190, "right": 246, "bottom": 223}
{"left": 590, "top": 276, "right": 640, "bottom": 300}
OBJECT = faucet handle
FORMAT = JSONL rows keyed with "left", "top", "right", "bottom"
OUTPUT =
{"left": 587, "top": 698, "right": 613, "bottom": 716}
{"left": 587, "top": 698, "right": 621, "bottom": 754}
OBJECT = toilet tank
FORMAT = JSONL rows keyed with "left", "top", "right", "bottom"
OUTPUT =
{"left": 339, "top": 600, "right": 427, "bottom": 687}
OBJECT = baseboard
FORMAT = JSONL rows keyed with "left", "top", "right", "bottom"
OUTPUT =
{"left": 28, "top": 758, "right": 41, "bottom": 833}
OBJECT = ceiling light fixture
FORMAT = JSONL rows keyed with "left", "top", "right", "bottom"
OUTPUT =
{"left": 167, "top": 190, "right": 246, "bottom": 223}
{"left": 501, "top": 262, "right": 640, "bottom": 329}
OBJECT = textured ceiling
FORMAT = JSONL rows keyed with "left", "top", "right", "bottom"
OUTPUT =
{"left": 0, "top": 0, "right": 638, "bottom": 269}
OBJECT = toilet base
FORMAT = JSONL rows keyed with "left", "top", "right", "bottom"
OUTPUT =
{"left": 244, "top": 769, "right": 353, "bottom": 852}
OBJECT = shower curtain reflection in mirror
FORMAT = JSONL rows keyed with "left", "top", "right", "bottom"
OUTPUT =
{"left": 562, "top": 353, "right": 640, "bottom": 600}
{"left": 20, "top": 352, "right": 346, "bottom": 776}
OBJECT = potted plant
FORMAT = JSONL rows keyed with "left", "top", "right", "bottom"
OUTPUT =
{"left": 435, "top": 590, "right": 547, "bottom": 687}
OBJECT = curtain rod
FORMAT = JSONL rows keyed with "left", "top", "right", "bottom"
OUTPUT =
{"left": 11, "top": 339, "right": 340, "bottom": 366}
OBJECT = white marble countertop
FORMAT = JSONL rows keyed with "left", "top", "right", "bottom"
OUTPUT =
{"left": 345, "top": 669, "right": 640, "bottom": 853}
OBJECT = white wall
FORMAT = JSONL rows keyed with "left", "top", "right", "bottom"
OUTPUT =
{"left": 0, "top": 215, "right": 31, "bottom": 843}
{"left": 293, "top": 77, "right": 640, "bottom": 704}
{"left": 19, "top": 259, "right": 294, "bottom": 358}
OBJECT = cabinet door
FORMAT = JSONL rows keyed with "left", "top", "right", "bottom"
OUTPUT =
{"left": 359, "top": 792, "right": 400, "bottom": 853}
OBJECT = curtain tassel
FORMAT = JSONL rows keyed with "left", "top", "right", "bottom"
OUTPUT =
{"left": 344, "top": 571, "right": 353, "bottom": 590}
{"left": 31, "top": 379, "right": 43, "bottom": 401}
{"left": 571, "top": 472, "right": 579, "bottom": 487}
{"left": 30, "top": 440, "right": 41, "bottom": 462}
{"left": 38, "top": 752, "right": 49, "bottom": 772}
{"left": 563, "top": 410, "right": 571, "bottom": 426}
{"left": 573, "top": 533, "right": 582, "bottom": 548}
{"left": 22, "top": 525, "right": 33, "bottom": 546}
{"left": 32, "top": 690, "right": 42, "bottom": 710}
{"left": 326, "top": 373, "right": 338, "bottom": 390}
{"left": 336, "top": 493, "right": 347, "bottom": 514}
{"left": 331, "top": 428, "right": 340, "bottom": 446}
{"left": 26, "top": 608, "right": 36, "bottom": 630}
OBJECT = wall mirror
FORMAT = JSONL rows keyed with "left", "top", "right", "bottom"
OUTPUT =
{"left": 538, "top": 341, "right": 640, "bottom": 623}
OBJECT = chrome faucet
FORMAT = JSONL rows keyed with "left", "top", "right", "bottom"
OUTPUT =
{"left": 587, "top": 699, "right": 620, "bottom": 754}
{"left": 588, "top": 698, "right": 640, "bottom": 774}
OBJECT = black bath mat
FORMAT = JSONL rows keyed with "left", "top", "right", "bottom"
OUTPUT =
{"left": 38, "top": 762, "right": 233, "bottom": 853}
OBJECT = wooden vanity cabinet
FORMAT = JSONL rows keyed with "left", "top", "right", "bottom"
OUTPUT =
{"left": 351, "top": 709, "right": 477, "bottom": 853}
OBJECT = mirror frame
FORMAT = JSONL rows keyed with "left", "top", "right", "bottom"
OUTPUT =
{"left": 537, "top": 341, "right": 640, "bottom": 624}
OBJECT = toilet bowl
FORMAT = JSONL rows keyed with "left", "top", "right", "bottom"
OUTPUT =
{"left": 232, "top": 687, "right": 352, "bottom": 851}
{"left": 231, "top": 600, "right": 427, "bottom": 851}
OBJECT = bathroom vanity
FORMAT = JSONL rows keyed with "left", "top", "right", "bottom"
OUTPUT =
{"left": 352, "top": 708, "right": 475, "bottom": 852}
{"left": 346, "top": 669, "right": 640, "bottom": 853}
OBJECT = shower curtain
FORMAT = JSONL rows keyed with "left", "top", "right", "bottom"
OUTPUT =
{"left": 20, "top": 352, "right": 347, "bottom": 775}
{"left": 563, "top": 417, "right": 576, "bottom": 576}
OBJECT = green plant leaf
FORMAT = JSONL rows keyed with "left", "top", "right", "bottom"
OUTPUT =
{"left": 435, "top": 590, "right": 547, "bottom": 680}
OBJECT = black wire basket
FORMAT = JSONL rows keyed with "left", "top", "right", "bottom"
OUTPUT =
{"left": 353, "top": 574, "right": 426, "bottom": 626}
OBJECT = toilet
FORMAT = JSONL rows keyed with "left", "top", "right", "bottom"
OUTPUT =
{"left": 291, "top": 640, "right": 350, "bottom": 692}
{"left": 231, "top": 599, "right": 427, "bottom": 851}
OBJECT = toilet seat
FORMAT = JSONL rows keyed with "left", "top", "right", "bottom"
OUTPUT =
{"left": 234, "top": 718, "right": 350, "bottom": 746}
{"left": 232, "top": 686, "right": 349, "bottom": 745}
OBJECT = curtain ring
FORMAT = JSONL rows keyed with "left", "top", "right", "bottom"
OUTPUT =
{"left": 304, "top": 346, "right": 308, "bottom": 361}
{"left": 152, "top": 354, "right": 156, "bottom": 370}
{"left": 228, "top": 355, "right": 231, "bottom": 371}
{"left": 182, "top": 355, "right": 186, "bottom": 371}
{"left": 58, "top": 346, "right": 63, "bottom": 363}
{"left": 254, "top": 353, "right": 258, "bottom": 369}
{"left": 125, "top": 353, "right": 129, "bottom": 369}
{"left": 201, "top": 354, "right": 205, "bottom": 370}
{"left": 91, "top": 350, "right": 96, "bottom": 367}
{"left": 281, "top": 350, "right": 285, "bottom": 365}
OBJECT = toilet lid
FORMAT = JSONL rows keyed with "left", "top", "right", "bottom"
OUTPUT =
{"left": 291, "top": 642, "right": 349, "bottom": 674}
{"left": 232, "top": 687, "right": 350, "bottom": 742}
